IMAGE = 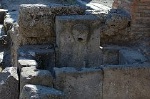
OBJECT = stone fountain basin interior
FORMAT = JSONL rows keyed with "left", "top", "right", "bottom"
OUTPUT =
{"left": 102, "top": 45, "right": 148, "bottom": 65}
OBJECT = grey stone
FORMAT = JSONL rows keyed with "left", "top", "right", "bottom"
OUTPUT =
{"left": 18, "top": 57, "right": 38, "bottom": 70}
{"left": 0, "top": 67, "right": 19, "bottom": 99}
{"left": 9, "top": 24, "right": 22, "bottom": 67}
{"left": 106, "top": 9, "right": 130, "bottom": 30}
{"left": 103, "top": 64, "right": 150, "bottom": 99}
{"left": 18, "top": 4, "right": 85, "bottom": 42}
{"left": 54, "top": 67, "right": 103, "bottom": 99}
{"left": 20, "top": 84, "right": 64, "bottom": 99}
{"left": 101, "top": 9, "right": 131, "bottom": 45}
{"left": 56, "top": 15, "right": 102, "bottom": 68}
{"left": 20, "top": 66, "right": 53, "bottom": 91}
{"left": 119, "top": 49, "right": 148, "bottom": 64}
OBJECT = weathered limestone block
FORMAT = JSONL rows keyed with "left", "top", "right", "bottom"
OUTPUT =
{"left": 18, "top": 57, "right": 38, "bottom": 71}
{"left": 101, "top": 9, "right": 131, "bottom": 45}
{"left": 104, "top": 9, "right": 130, "bottom": 36}
{"left": 0, "top": 67, "right": 19, "bottom": 99}
{"left": 20, "top": 84, "right": 64, "bottom": 99}
{"left": 56, "top": 15, "right": 102, "bottom": 68}
{"left": 20, "top": 66, "right": 53, "bottom": 91}
{"left": 9, "top": 24, "right": 22, "bottom": 67}
{"left": 119, "top": 49, "right": 148, "bottom": 64}
{"left": 103, "top": 64, "right": 150, "bottom": 99}
{"left": 18, "top": 4, "right": 85, "bottom": 39}
{"left": 54, "top": 67, "right": 103, "bottom": 99}
{"left": 18, "top": 45, "right": 55, "bottom": 70}
{"left": 106, "top": 9, "right": 130, "bottom": 30}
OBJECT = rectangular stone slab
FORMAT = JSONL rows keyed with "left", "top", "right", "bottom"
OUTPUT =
{"left": 56, "top": 15, "right": 102, "bottom": 68}
{"left": 103, "top": 64, "right": 150, "bottom": 99}
{"left": 54, "top": 67, "right": 103, "bottom": 99}
{"left": 20, "top": 67, "right": 53, "bottom": 91}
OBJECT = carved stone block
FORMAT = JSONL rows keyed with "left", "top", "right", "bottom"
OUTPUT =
{"left": 56, "top": 15, "right": 102, "bottom": 68}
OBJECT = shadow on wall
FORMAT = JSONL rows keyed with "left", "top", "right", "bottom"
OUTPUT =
{"left": 81, "top": 0, "right": 92, "bottom": 3}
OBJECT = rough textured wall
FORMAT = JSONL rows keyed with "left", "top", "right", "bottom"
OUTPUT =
{"left": 18, "top": 4, "right": 85, "bottom": 45}
{"left": 113, "top": 0, "right": 150, "bottom": 42}
{"left": 112, "top": 0, "right": 150, "bottom": 59}
{"left": 101, "top": 9, "right": 131, "bottom": 45}
{"left": 133, "top": 0, "right": 150, "bottom": 59}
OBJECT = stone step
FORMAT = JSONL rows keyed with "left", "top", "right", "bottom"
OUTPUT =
{"left": 20, "top": 66, "right": 53, "bottom": 92}
{"left": 20, "top": 84, "right": 64, "bottom": 99}
{"left": 18, "top": 57, "right": 38, "bottom": 69}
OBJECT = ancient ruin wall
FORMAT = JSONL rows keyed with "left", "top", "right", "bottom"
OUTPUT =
{"left": 113, "top": 0, "right": 150, "bottom": 42}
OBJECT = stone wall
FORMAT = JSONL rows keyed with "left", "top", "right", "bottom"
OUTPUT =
{"left": 101, "top": 8, "right": 131, "bottom": 45}
{"left": 18, "top": 4, "right": 85, "bottom": 45}
{"left": 11, "top": 4, "right": 85, "bottom": 67}
{"left": 112, "top": 0, "right": 150, "bottom": 42}
{"left": 112, "top": 0, "right": 150, "bottom": 59}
